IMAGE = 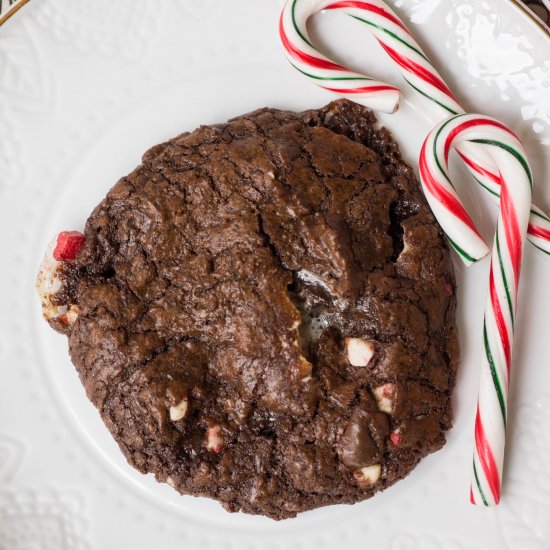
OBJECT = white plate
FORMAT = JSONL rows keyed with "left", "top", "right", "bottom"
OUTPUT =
{"left": 1, "top": 1, "right": 549, "bottom": 548}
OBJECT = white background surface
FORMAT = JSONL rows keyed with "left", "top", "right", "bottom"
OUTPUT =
{"left": 0, "top": 0, "right": 549, "bottom": 548}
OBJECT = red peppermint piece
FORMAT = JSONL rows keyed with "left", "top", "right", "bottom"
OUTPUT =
{"left": 206, "top": 425, "right": 224, "bottom": 453}
{"left": 53, "top": 231, "right": 85, "bottom": 261}
{"left": 381, "top": 383, "right": 395, "bottom": 399}
{"left": 390, "top": 430, "right": 401, "bottom": 446}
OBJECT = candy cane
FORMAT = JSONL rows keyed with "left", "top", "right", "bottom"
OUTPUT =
{"left": 419, "top": 113, "right": 532, "bottom": 505}
{"left": 279, "top": 0, "right": 402, "bottom": 113}
{"left": 279, "top": 0, "right": 550, "bottom": 256}
{"left": 418, "top": 115, "right": 533, "bottom": 265}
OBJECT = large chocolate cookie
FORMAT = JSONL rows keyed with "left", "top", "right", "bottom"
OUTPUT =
{"left": 37, "top": 100, "right": 458, "bottom": 519}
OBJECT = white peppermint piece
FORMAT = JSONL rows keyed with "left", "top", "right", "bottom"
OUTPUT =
{"left": 206, "top": 425, "right": 223, "bottom": 452}
{"left": 65, "top": 305, "right": 79, "bottom": 325}
{"left": 372, "top": 383, "right": 396, "bottom": 413}
{"left": 355, "top": 464, "right": 381, "bottom": 484}
{"left": 36, "top": 238, "right": 64, "bottom": 321}
{"left": 169, "top": 398, "right": 188, "bottom": 421}
{"left": 346, "top": 337, "right": 375, "bottom": 367}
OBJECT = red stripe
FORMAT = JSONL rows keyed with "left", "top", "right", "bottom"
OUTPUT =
{"left": 456, "top": 150, "right": 548, "bottom": 245}
{"left": 528, "top": 223, "right": 550, "bottom": 241}
{"left": 500, "top": 177, "right": 523, "bottom": 289}
{"left": 469, "top": 486, "right": 475, "bottom": 504}
{"left": 419, "top": 139, "right": 484, "bottom": 240}
{"left": 443, "top": 118, "right": 517, "bottom": 164}
{"left": 321, "top": 84, "right": 398, "bottom": 94}
{"left": 324, "top": 1, "right": 408, "bottom": 32}
{"left": 377, "top": 41, "right": 457, "bottom": 102}
{"left": 474, "top": 405, "right": 501, "bottom": 504}
{"left": 489, "top": 265, "right": 512, "bottom": 379}
{"left": 278, "top": 13, "right": 347, "bottom": 71}
{"left": 456, "top": 149, "right": 501, "bottom": 186}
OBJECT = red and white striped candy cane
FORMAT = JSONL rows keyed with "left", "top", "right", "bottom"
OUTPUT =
{"left": 281, "top": 0, "right": 463, "bottom": 113}
{"left": 279, "top": 0, "right": 550, "bottom": 256}
{"left": 279, "top": 0, "right": 402, "bottom": 113}
{"left": 422, "top": 113, "right": 532, "bottom": 505}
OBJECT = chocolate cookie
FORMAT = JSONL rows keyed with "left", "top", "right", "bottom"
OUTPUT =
{"left": 37, "top": 100, "right": 458, "bottom": 519}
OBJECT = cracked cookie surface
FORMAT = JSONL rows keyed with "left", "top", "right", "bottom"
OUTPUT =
{"left": 41, "top": 99, "right": 458, "bottom": 519}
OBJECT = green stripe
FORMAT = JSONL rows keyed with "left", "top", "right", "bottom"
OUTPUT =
{"left": 530, "top": 209, "right": 550, "bottom": 223}
{"left": 470, "top": 138, "right": 533, "bottom": 189}
{"left": 484, "top": 319, "right": 507, "bottom": 427}
{"left": 496, "top": 229, "right": 515, "bottom": 329}
{"left": 403, "top": 77, "right": 458, "bottom": 115}
{"left": 289, "top": 61, "right": 370, "bottom": 81}
{"left": 291, "top": 0, "right": 314, "bottom": 48}
{"left": 447, "top": 236, "right": 478, "bottom": 264}
{"left": 350, "top": 15, "right": 429, "bottom": 61}
{"left": 474, "top": 176, "right": 499, "bottom": 198}
{"left": 473, "top": 459, "right": 489, "bottom": 506}
{"left": 530, "top": 241, "right": 550, "bottom": 255}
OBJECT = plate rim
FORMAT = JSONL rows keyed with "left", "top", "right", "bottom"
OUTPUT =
{"left": 0, "top": 0, "right": 549, "bottom": 37}
{"left": 506, "top": 0, "right": 550, "bottom": 36}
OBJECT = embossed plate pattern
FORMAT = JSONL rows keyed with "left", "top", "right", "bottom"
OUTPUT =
{"left": 0, "top": 1, "right": 549, "bottom": 548}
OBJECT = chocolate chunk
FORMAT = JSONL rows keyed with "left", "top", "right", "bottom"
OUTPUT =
{"left": 338, "top": 409, "right": 381, "bottom": 469}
